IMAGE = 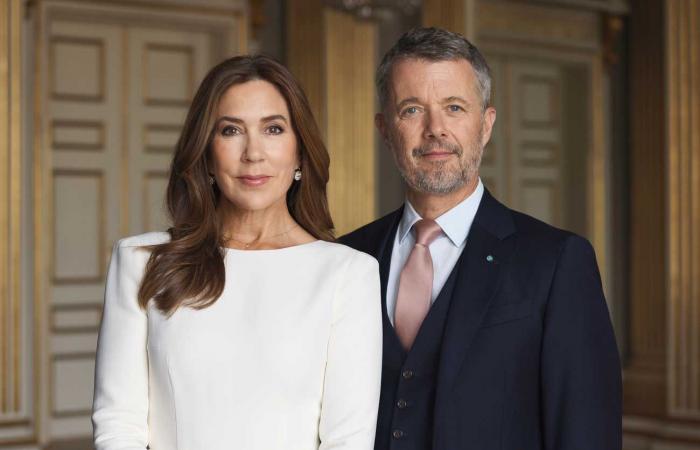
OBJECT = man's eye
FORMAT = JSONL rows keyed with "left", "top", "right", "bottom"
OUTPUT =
{"left": 267, "top": 125, "right": 284, "bottom": 135}
{"left": 402, "top": 106, "right": 419, "bottom": 116}
{"left": 448, "top": 104, "right": 463, "bottom": 112}
{"left": 221, "top": 126, "right": 240, "bottom": 136}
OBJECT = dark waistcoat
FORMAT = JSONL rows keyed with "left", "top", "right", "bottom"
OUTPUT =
{"left": 375, "top": 250, "right": 464, "bottom": 450}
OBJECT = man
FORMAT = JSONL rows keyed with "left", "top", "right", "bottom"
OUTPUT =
{"left": 340, "top": 27, "right": 621, "bottom": 450}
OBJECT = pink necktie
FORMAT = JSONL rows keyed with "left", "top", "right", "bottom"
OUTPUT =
{"left": 394, "top": 219, "right": 443, "bottom": 350}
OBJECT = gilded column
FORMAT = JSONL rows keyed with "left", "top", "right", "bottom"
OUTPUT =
{"left": 287, "top": 4, "right": 378, "bottom": 236}
{"left": 667, "top": 0, "right": 700, "bottom": 419}
{"left": 624, "top": 0, "right": 668, "bottom": 417}
{"left": 286, "top": 0, "right": 325, "bottom": 131}
{"left": 324, "top": 8, "right": 377, "bottom": 235}
{"left": 0, "top": 0, "right": 32, "bottom": 445}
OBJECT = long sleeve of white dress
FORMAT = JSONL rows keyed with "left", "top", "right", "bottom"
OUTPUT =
{"left": 318, "top": 251, "right": 382, "bottom": 449}
{"left": 92, "top": 239, "right": 150, "bottom": 450}
{"left": 92, "top": 232, "right": 382, "bottom": 450}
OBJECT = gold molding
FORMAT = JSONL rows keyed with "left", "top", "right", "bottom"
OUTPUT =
{"left": 477, "top": 1, "right": 600, "bottom": 51}
{"left": 1, "top": 0, "right": 9, "bottom": 415}
{"left": 43, "top": 0, "right": 246, "bottom": 18}
{"left": 0, "top": 0, "right": 24, "bottom": 420}
{"left": 10, "top": 0, "right": 21, "bottom": 414}
{"left": 51, "top": 119, "right": 105, "bottom": 151}
{"left": 32, "top": 0, "right": 47, "bottom": 444}
{"left": 588, "top": 52, "right": 607, "bottom": 295}
{"left": 51, "top": 169, "right": 107, "bottom": 286}
{"left": 49, "top": 35, "right": 106, "bottom": 103}
{"left": 142, "top": 42, "right": 194, "bottom": 107}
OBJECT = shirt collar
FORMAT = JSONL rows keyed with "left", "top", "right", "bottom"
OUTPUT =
{"left": 397, "top": 179, "right": 484, "bottom": 247}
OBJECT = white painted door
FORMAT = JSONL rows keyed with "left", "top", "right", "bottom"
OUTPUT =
{"left": 43, "top": 3, "right": 244, "bottom": 441}
{"left": 481, "top": 55, "right": 587, "bottom": 235}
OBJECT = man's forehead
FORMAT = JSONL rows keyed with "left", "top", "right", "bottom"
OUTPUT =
{"left": 392, "top": 58, "right": 474, "bottom": 79}
{"left": 389, "top": 58, "right": 476, "bottom": 97}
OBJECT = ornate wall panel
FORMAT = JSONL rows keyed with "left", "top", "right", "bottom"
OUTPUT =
{"left": 288, "top": 3, "right": 377, "bottom": 236}
{"left": 667, "top": 0, "right": 700, "bottom": 420}
{"left": 324, "top": 9, "right": 377, "bottom": 235}
{"left": 422, "top": 0, "right": 475, "bottom": 40}
{"left": 286, "top": 0, "right": 325, "bottom": 128}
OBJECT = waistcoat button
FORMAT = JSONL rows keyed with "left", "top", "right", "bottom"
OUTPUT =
{"left": 397, "top": 399, "right": 408, "bottom": 409}
{"left": 402, "top": 369, "right": 414, "bottom": 380}
{"left": 392, "top": 429, "right": 405, "bottom": 439}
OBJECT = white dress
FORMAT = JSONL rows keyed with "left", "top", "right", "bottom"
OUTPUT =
{"left": 92, "top": 232, "right": 382, "bottom": 450}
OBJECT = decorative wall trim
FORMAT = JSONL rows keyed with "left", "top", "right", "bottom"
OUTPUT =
{"left": 667, "top": 0, "right": 700, "bottom": 420}
{"left": 0, "top": 0, "right": 23, "bottom": 420}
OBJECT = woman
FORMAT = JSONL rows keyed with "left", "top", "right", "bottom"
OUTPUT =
{"left": 92, "top": 55, "right": 382, "bottom": 449}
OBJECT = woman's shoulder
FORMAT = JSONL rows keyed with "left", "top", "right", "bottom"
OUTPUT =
{"left": 117, "top": 231, "right": 171, "bottom": 249}
{"left": 313, "top": 241, "right": 379, "bottom": 272}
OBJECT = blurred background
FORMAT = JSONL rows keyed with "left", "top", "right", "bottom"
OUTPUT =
{"left": 0, "top": 0, "right": 698, "bottom": 448}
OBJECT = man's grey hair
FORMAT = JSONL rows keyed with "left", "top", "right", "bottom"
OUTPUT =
{"left": 376, "top": 27, "right": 492, "bottom": 112}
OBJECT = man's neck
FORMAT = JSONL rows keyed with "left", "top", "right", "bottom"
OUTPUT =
{"left": 406, "top": 177, "right": 479, "bottom": 220}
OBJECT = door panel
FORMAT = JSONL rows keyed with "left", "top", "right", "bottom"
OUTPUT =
{"left": 48, "top": 21, "right": 122, "bottom": 436}
{"left": 482, "top": 56, "right": 570, "bottom": 231}
{"left": 45, "top": 10, "right": 242, "bottom": 441}
{"left": 127, "top": 27, "right": 212, "bottom": 234}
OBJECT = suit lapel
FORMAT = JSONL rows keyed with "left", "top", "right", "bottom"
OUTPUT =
{"left": 370, "top": 207, "right": 406, "bottom": 366}
{"left": 434, "top": 191, "right": 517, "bottom": 417}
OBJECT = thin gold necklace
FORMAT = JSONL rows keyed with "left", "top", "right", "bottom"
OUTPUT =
{"left": 223, "top": 223, "right": 299, "bottom": 250}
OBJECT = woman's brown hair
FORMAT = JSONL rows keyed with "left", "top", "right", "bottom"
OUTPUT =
{"left": 138, "top": 55, "right": 334, "bottom": 314}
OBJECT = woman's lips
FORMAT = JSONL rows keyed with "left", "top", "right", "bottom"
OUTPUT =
{"left": 237, "top": 175, "right": 271, "bottom": 186}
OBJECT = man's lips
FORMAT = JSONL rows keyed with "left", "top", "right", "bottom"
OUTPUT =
{"left": 237, "top": 175, "right": 271, "bottom": 186}
{"left": 421, "top": 151, "right": 455, "bottom": 159}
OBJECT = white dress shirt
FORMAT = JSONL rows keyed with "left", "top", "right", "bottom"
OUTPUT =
{"left": 93, "top": 232, "right": 382, "bottom": 450}
{"left": 386, "top": 179, "right": 484, "bottom": 325}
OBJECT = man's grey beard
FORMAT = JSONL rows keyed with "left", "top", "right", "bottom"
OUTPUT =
{"left": 395, "top": 138, "right": 483, "bottom": 195}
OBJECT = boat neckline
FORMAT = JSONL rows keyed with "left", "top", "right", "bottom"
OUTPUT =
{"left": 221, "top": 239, "right": 324, "bottom": 253}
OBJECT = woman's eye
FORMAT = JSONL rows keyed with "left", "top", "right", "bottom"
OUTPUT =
{"left": 221, "top": 125, "right": 240, "bottom": 136}
{"left": 267, "top": 125, "right": 284, "bottom": 135}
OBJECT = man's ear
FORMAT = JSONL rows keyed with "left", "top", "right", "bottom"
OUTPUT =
{"left": 375, "top": 112, "right": 388, "bottom": 143}
{"left": 480, "top": 106, "right": 497, "bottom": 148}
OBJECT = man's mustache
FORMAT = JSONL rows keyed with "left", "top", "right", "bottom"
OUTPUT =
{"left": 412, "top": 140, "right": 462, "bottom": 157}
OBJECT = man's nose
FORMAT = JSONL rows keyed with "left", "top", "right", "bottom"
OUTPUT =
{"left": 423, "top": 110, "right": 448, "bottom": 139}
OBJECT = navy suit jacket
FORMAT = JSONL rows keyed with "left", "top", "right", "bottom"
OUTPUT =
{"left": 340, "top": 189, "right": 622, "bottom": 450}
